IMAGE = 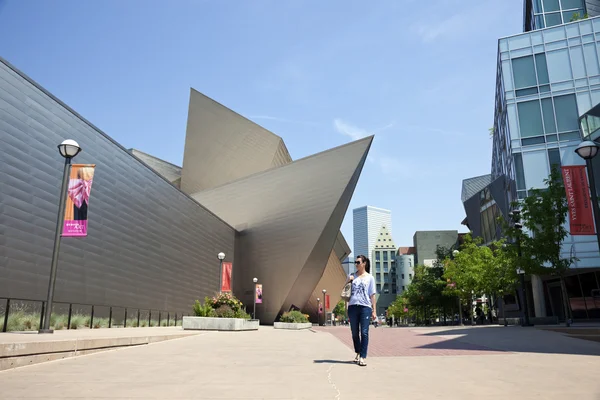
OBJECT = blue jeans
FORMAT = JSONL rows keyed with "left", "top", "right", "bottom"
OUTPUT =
{"left": 348, "top": 305, "right": 371, "bottom": 358}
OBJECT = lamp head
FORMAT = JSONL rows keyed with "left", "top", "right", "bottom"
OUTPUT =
{"left": 253, "top": 277, "right": 258, "bottom": 283}
{"left": 217, "top": 252, "right": 225, "bottom": 260}
{"left": 575, "top": 140, "right": 600, "bottom": 160}
{"left": 58, "top": 139, "right": 81, "bottom": 159}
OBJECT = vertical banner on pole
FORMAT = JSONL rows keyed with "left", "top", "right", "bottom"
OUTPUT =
{"left": 221, "top": 262, "right": 232, "bottom": 292}
{"left": 562, "top": 165, "right": 596, "bottom": 235}
{"left": 63, "top": 164, "right": 96, "bottom": 237}
{"left": 325, "top": 294, "right": 330, "bottom": 310}
{"left": 255, "top": 284, "right": 263, "bottom": 304}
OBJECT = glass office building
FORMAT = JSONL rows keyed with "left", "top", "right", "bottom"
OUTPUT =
{"left": 492, "top": 1, "right": 600, "bottom": 321}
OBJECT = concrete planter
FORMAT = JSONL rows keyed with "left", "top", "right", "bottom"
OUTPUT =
{"left": 182, "top": 317, "right": 259, "bottom": 331}
{"left": 274, "top": 322, "right": 312, "bottom": 330}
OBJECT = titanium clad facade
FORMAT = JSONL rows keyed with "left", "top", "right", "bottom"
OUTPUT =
{"left": 192, "top": 137, "right": 372, "bottom": 323}
{"left": 180, "top": 89, "right": 292, "bottom": 195}
{"left": 0, "top": 58, "right": 235, "bottom": 315}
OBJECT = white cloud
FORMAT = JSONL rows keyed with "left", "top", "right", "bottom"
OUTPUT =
{"left": 412, "top": 12, "right": 468, "bottom": 43}
{"left": 333, "top": 118, "right": 372, "bottom": 141}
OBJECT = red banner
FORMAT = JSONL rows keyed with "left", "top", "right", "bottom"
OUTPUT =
{"left": 562, "top": 166, "right": 596, "bottom": 235}
{"left": 325, "top": 294, "right": 330, "bottom": 310}
{"left": 221, "top": 262, "right": 232, "bottom": 292}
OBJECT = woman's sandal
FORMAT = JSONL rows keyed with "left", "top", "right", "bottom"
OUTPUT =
{"left": 358, "top": 358, "right": 367, "bottom": 367}
{"left": 353, "top": 353, "right": 360, "bottom": 363}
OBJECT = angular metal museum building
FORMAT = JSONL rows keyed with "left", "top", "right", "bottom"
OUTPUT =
{"left": 0, "top": 57, "right": 371, "bottom": 323}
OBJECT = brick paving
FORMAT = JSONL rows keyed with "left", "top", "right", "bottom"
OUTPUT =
{"left": 315, "top": 326, "right": 507, "bottom": 357}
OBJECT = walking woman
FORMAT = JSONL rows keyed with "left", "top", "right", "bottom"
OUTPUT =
{"left": 347, "top": 255, "right": 377, "bottom": 366}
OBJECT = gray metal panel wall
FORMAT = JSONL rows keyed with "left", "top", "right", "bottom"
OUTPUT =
{"left": 193, "top": 137, "right": 372, "bottom": 322}
{"left": 586, "top": 1, "right": 600, "bottom": 17}
{"left": 413, "top": 231, "right": 459, "bottom": 265}
{"left": 463, "top": 196, "right": 483, "bottom": 238}
{"left": 129, "top": 149, "right": 182, "bottom": 187}
{"left": 0, "top": 59, "right": 235, "bottom": 315}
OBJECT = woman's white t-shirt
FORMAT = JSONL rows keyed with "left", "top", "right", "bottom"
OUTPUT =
{"left": 348, "top": 273, "right": 376, "bottom": 308}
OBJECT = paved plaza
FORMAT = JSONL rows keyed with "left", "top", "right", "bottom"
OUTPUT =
{"left": 0, "top": 325, "right": 599, "bottom": 399}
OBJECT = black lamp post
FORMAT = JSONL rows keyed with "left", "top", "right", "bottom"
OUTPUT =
{"left": 510, "top": 209, "right": 532, "bottom": 327}
{"left": 316, "top": 297, "right": 320, "bottom": 325}
{"left": 39, "top": 140, "right": 82, "bottom": 334}
{"left": 574, "top": 140, "right": 600, "bottom": 252}
{"left": 217, "top": 252, "right": 225, "bottom": 292}
{"left": 451, "top": 250, "right": 464, "bottom": 326}
{"left": 253, "top": 277, "right": 258, "bottom": 320}
{"left": 322, "top": 289, "right": 327, "bottom": 326}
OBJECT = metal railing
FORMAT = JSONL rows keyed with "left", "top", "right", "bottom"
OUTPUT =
{"left": 0, "top": 296, "right": 189, "bottom": 333}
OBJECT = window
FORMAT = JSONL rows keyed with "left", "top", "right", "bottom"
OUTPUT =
{"left": 390, "top": 251, "right": 395, "bottom": 260}
{"left": 584, "top": 44, "right": 599, "bottom": 76}
{"left": 376, "top": 273, "right": 381, "bottom": 281}
{"left": 554, "top": 94, "right": 579, "bottom": 132}
{"left": 402, "top": 286, "right": 406, "bottom": 291}
{"left": 548, "top": 148, "right": 562, "bottom": 170}
{"left": 383, "top": 252, "right": 388, "bottom": 261}
{"left": 512, "top": 56, "right": 537, "bottom": 89}
{"left": 409, "top": 274, "right": 412, "bottom": 280}
{"left": 545, "top": 12, "right": 563, "bottom": 27}
{"left": 376, "top": 284, "right": 381, "bottom": 292}
{"left": 562, "top": 0, "right": 584, "bottom": 9}
{"left": 535, "top": 54, "right": 549, "bottom": 84}
{"left": 523, "top": 150, "right": 550, "bottom": 189}
{"left": 375, "top": 262, "right": 381, "bottom": 271}
{"left": 384, "top": 263, "right": 389, "bottom": 272}
{"left": 543, "top": 0, "right": 559, "bottom": 11}
{"left": 541, "top": 98, "right": 557, "bottom": 133}
{"left": 402, "top": 274, "right": 405, "bottom": 279}
{"left": 571, "top": 46, "right": 586, "bottom": 79}
{"left": 517, "top": 100, "right": 544, "bottom": 137}
{"left": 375, "top": 251, "right": 381, "bottom": 261}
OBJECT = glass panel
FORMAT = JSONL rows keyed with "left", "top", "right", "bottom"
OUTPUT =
{"left": 570, "top": 46, "right": 586, "bottom": 79}
{"left": 545, "top": 12, "right": 563, "bottom": 27}
{"left": 540, "top": 84, "right": 551, "bottom": 92}
{"left": 512, "top": 56, "right": 537, "bottom": 88}
{"left": 532, "top": 31, "right": 544, "bottom": 46}
{"left": 542, "top": 98, "right": 557, "bottom": 133}
{"left": 594, "top": 18, "right": 600, "bottom": 32}
{"left": 500, "top": 39, "right": 509, "bottom": 53}
{"left": 551, "top": 81, "right": 575, "bottom": 90}
{"left": 554, "top": 94, "right": 579, "bottom": 131}
{"left": 568, "top": 37, "right": 582, "bottom": 46}
{"left": 546, "top": 40, "right": 568, "bottom": 51}
{"left": 534, "top": 45, "right": 545, "bottom": 54}
{"left": 506, "top": 91, "right": 515, "bottom": 100}
{"left": 535, "top": 15, "right": 545, "bottom": 29}
{"left": 522, "top": 136, "right": 546, "bottom": 145}
{"left": 580, "top": 19, "right": 593, "bottom": 34}
{"left": 501, "top": 52, "right": 510, "bottom": 61}
{"left": 544, "top": 25, "right": 566, "bottom": 42}
{"left": 575, "top": 78, "right": 588, "bottom": 87}
{"left": 548, "top": 148, "right": 561, "bottom": 171}
{"left": 577, "top": 92, "right": 592, "bottom": 115}
{"left": 591, "top": 76, "right": 600, "bottom": 85}
{"left": 511, "top": 47, "right": 533, "bottom": 58}
{"left": 583, "top": 34, "right": 595, "bottom": 43}
{"left": 565, "top": 275, "right": 587, "bottom": 319}
{"left": 579, "top": 272, "right": 600, "bottom": 319}
{"left": 512, "top": 139, "right": 522, "bottom": 148}
{"left": 566, "top": 22, "right": 580, "bottom": 37}
{"left": 507, "top": 104, "right": 519, "bottom": 139}
{"left": 547, "top": 49, "right": 573, "bottom": 82}
{"left": 534, "top": 0, "right": 543, "bottom": 11}
{"left": 502, "top": 60, "right": 514, "bottom": 91}
{"left": 592, "top": 88, "right": 600, "bottom": 105}
{"left": 522, "top": 150, "right": 550, "bottom": 189}
{"left": 561, "top": 0, "right": 584, "bottom": 9}
{"left": 535, "top": 53, "right": 550, "bottom": 84}
{"left": 517, "top": 100, "right": 544, "bottom": 137}
{"left": 509, "top": 35, "right": 532, "bottom": 50}
{"left": 543, "top": 0, "right": 560, "bottom": 11}
{"left": 559, "top": 131, "right": 582, "bottom": 140}
{"left": 546, "top": 134, "right": 559, "bottom": 141}
{"left": 514, "top": 153, "right": 526, "bottom": 190}
{"left": 563, "top": 9, "right": 583, "bottom": 23}
{"left": 584, "top": 43, "right": 600, "bottom": 76}
{"left": 517, "top": 87, "right": 539, "bottom": 97}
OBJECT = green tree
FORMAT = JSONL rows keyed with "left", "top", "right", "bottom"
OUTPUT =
{"left": 504, "top": 166, "right": 575, "bottom": 323}
{"left": 333, "top": 299, "right": 346, "bottom": 318}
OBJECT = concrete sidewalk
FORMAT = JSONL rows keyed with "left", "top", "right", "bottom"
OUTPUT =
{"left": 0, "top": 327, "right": 201, "bottom": 371}
{"left": 0, "top": 326, "right": 599, "bottom": 399}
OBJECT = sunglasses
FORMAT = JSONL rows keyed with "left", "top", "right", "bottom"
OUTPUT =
{"left": 355, "top": 260, "right": 361, "bottom": 265}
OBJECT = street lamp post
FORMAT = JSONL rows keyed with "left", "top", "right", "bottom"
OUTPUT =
{"left": 316, "top": 297, "right": 320, "bottom": 325}
{"left": 217, "top": 252, "right": 225, "bottom": 293}
{"left": 39, "top": 140, "right": 82, "bottom": 334}
{"left": 510, "top": 209, "right": 532, "bottom": 327}
{"left": 322, "top": 289, "right": 327, "bottom": 326}
{"left": 451, "top": 249, "right": 464, "bottom": 326}
{"left": 253, "top": 277, "right": 258, "bottom": 320}
{"left": 575, "top": 141, "right": 600, "bottom": 252}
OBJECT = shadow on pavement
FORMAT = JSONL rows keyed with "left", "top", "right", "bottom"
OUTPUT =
{"left": 313, "top": 359, "right": 355, "bottom": 364}
{"left": 414, "top": 326, "right": 600, "bottom": 356}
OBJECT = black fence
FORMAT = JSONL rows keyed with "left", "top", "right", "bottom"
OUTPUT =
{"left": 0, "top": 296, "right": 190, "bottom": 333}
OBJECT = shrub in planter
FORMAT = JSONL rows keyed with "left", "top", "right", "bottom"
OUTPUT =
{"left": 193, "top": 293, "right": 251, "bottom": 320}
{"left": 280, "top": 310, "right": 309, "bottom": 323}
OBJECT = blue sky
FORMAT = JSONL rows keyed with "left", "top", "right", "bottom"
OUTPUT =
{"left": 0, "top": 0, "right": 523, "bottom": 248}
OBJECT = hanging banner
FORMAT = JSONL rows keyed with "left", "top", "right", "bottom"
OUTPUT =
{"left": 562, "top": 166, "right": 596, "bottom": 235}
{"left": 221, "top": 262, "right": 233, "bottom": 292}
{"left": 325, "top": 294, "right": 330, "bottom": 310}
{"left": 255, "top": 284, "right": 263, "bottom": 304}
{"left": 63, "top": 164, "right": 96, "bottom": 237}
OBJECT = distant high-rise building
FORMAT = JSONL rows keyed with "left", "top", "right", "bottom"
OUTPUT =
{"left": 353, "top": 206, "right": 392, "bottom": 262}
{"left": 371, "top": 225, "right": 397, "bottom": 315}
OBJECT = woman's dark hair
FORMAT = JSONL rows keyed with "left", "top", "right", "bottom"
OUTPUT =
{"left": 357, "top": 255, "right": 371, "bottom": 273}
